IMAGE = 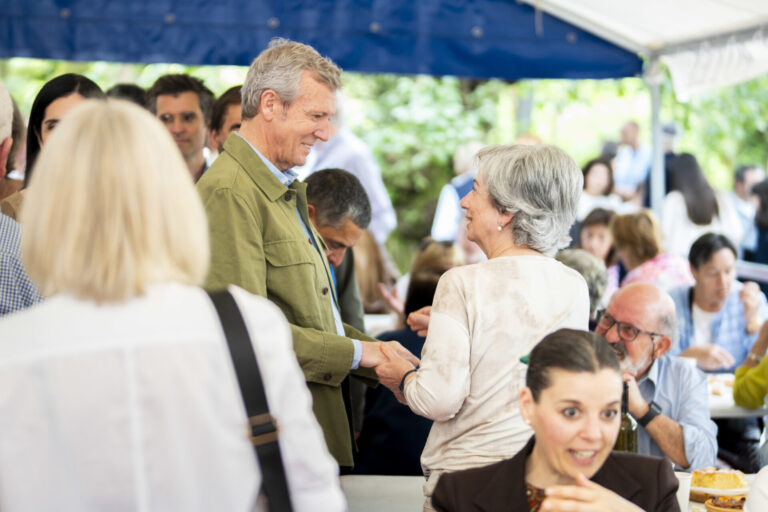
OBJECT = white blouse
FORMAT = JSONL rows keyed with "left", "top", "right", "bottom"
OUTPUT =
{"left": 404, "top": 256, "right": 590, "bottom": 474}
{"left": 0, "top": 283, "right": 344, "bottom": 512}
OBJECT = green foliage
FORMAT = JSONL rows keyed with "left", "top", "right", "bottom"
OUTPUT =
{"left": 674, "top": 76, "right": 768, "bottom": 189}
{"left": 340, "top": 74, "right": 515, "bottom": 269}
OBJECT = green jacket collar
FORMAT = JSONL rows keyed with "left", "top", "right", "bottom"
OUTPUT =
{"left": 222, "top": 134, "right": 288, "bottom": 202}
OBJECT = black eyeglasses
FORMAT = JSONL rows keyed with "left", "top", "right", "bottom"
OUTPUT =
{"left": 596, "top": 312, "right": 665, "bottom": 343}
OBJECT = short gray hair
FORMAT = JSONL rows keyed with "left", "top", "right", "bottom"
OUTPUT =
{"left": 658, "top": 308, "right": 680, "bottom": 346}
{"left": 0, "top": 80, "right": 12, "bottom": 141}
{"left": 555, "top": 249, "right": 607, "bottom": 317}
{"left": 241, "top": 38, "right": 342, "bottom": 119}
{"left": 305, "top": 168, "right": 371, "bottom": 229}
{"left": 477, "top": 144, "right": 582, "bottom": 256}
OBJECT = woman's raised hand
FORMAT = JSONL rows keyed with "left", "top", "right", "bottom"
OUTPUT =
{"left": 542, "top": 474, "right": 643, "bottom": 512}
{"left": 406, "top": 306, "right": 432, "bottom": 337}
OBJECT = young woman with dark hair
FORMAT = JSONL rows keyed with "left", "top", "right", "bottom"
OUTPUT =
{"left": 0, "top": 74, "right": 105, "bottom": 219}
{"left": 662, "top": 153, "right": 741, "bottom": 257}
{"left": 576, "top": 158, "right": 629, "bottom": 221}
{"left": 431, "top": 329, "right": 680, "bottom": 512}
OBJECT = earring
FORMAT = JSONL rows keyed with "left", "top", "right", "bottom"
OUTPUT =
{"left": 497, "top": 225, "right": 503, "bottom": 231}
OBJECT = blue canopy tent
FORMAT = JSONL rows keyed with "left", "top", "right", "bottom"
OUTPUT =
{"left": 0, "top": 1, "right": 642, "bottom": 80}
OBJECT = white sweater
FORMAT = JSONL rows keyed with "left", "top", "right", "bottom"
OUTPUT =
{"left": 404, "top": 255, "right": 590, "bottom": 475}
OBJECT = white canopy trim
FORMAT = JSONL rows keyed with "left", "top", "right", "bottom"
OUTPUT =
{"left": 522, "top": 0, "right": 768, "bottom": 100}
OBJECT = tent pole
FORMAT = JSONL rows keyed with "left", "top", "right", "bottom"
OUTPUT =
{"left": 646, "top": 58, "right": 664, "bottom": 219}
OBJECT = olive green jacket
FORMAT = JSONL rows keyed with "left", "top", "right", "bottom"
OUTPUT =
{"left": 197, "top": 134, "right": 376, "bottom": 466}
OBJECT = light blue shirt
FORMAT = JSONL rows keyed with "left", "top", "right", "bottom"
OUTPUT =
{"left": 669, "top": 282, "right": 768, "bottom": 370}
{"left": 237, "top": 134, "right": 363, "bottom": 368}
{"left": 614, "top": 144, "right": 651, "bottom": 189}
{"left": 637, "top": 355, "right": 717, "bottom": 470}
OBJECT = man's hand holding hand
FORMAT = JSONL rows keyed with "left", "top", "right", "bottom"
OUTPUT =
{"left": 375, "top": 343, "right": 419, "bottom": 398}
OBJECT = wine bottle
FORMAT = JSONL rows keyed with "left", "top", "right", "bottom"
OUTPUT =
{"left": 614, "top": 382, "right": 638, "bottom": 452}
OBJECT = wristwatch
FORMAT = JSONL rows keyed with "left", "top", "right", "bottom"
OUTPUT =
{"left": 637, "top": 401, "right": 662, "bottom": 427}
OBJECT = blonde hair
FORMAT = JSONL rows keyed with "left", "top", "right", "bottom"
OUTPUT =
{"left": 610, "top": 209, "right": 664, "bottom": 265}
{"left": 21, "top": 100, "right": 209, "bottom": 302}
{"left": 242, "top": 38, "right": 342, "bottom": 119}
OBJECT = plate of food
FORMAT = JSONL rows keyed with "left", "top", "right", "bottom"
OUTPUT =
{"left": 704, "top": 495, "right": 747, "bottom": 511}
{"left": 690, "top": 467, "right": 750, "bottom": 503}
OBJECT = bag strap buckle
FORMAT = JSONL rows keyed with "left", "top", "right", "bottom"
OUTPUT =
{"left": 248, "top": 413, "right": 279, "bottom": 446}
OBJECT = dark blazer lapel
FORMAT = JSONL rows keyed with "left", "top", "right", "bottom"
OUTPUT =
{"left": 591, "top": 454, "right": 643, "bottom": 503}
{"left": 473, "top": 439, "right": 534, "bottom": 511}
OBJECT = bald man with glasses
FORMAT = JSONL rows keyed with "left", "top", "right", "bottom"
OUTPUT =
{"left": 595, "top": 282, "right": 717, "bottom": 470}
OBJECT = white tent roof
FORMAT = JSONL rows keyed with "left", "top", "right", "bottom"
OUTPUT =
{"left": 522, "top": 0, "right": 768, "bottom": 100}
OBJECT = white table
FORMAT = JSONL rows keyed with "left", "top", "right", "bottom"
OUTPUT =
{"left": 341, "top": 475, "right": 424, "bottom": 511}
{"left": 341, "top": 475, "right": 751, "bottom": 512}
{"left": 708, "top": 373, "right": 768, "bottom": 419}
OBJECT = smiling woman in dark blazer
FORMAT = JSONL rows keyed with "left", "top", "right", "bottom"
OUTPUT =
{"left": 432, "top": 329, "right": 679, "bottom": 512}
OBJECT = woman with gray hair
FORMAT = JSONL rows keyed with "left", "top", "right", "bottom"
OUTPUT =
{"left": 376, "top": 144, "right": 590, "bottom": 510}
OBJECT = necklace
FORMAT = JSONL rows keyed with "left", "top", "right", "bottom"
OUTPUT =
{"left": 525, "top": 482, "right": 546, "bottom": 511}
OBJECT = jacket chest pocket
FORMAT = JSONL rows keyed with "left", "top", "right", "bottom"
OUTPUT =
{"left": 263, "top": 240, "right": 325, "bottom": 317}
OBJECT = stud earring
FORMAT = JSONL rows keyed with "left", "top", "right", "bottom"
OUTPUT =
{"left": 497, "top": 225, "right": 503, "bottom": 231}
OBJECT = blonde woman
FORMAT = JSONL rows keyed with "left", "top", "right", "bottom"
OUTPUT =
{"left": 0, "top": 100, "right": 344, "bottom": 511}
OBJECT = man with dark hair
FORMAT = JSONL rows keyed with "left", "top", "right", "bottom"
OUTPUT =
{"left": 306, "top": 168, "right": 372, "bottom": 439}
{"left": 209, "top": 85, "right": 242, "bottom": 154}
{"left": 106, "top": 83, "right": 146, "bottom": 107}
{"left": 731, "top": 164, "right": 765, "bottom": 259}
{"left": 146, "top": 74, "right": 213, "bottom": 182}
{"left": 596, "top": 282, "right": 716, "bottom": 469}
{"left": 669, "top": 232, "right": 767, "bottom": 472}
{"left": 669, "top": 232, "right": 768, "bottom": 371}
{"left": 306, "top": 168, "right": 371, "bottom": 269}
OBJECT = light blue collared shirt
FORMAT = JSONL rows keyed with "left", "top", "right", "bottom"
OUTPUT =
{"left": 637, "top": 355, "right": 717, "bottom": 470}
{"left": 669, "top": 282, "right": 768, "bottom": 371}
{"left": 236, "top": 134, "right": 363, "bottom": 368}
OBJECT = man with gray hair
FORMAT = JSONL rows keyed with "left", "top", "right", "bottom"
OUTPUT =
{"left": 198, "top": 39, "right": 416, "bottom": 468}
{"left": 297, "top": 93, "right": 396, "bottom": 246}
{"left": 0, "top": 80, "right": 42, "bottom": 315}
{"left": 595, "top": 282, "right": 716, "bottom": 469}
